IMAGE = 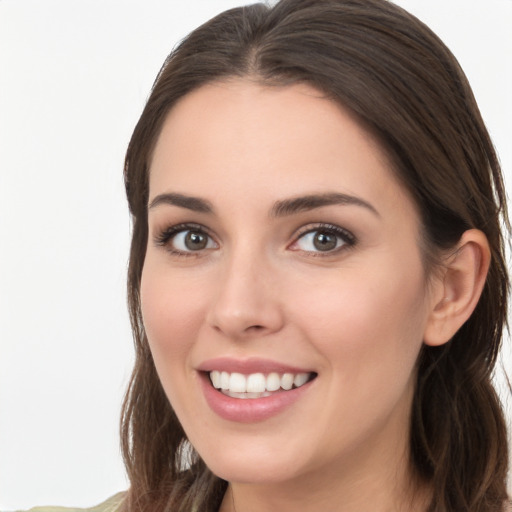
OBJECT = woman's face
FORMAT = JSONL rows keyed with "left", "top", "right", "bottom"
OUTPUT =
{"left": 141, "top": 80, "right": 439, "bottom": 486}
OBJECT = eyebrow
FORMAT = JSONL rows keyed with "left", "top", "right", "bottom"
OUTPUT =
{"left": 148, "top": 192, "right": 214, "bottom": 213}
{"left": 148, "top": 191, "right": 379, "bottom": 217}
{"left": 270, "top": 193, "right": 379, "bottom": 218}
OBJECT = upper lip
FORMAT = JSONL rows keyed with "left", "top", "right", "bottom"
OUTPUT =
{"left": 196, "top": 357, "right": 315, "bottom": 375}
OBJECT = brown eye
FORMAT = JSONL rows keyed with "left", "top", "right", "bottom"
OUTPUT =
{"left": 296, "top": 230, "right": 343, "bottom": 252}
{"left": 291, "top": 225, "right": 355, "bottom": 254}
{"left": 312, "top": 231, "right": 338, "bottom": 251}
{"left": 166, "top": 228, "right": 217, "bottom": 253}
{"left": 184, "top": 231, "right": 208, "bottom": 250}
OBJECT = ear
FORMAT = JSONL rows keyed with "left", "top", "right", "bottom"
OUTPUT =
{"left": 423, "top": 229, "right": 490, "bottom": 347}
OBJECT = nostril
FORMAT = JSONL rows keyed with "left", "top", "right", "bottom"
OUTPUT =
{"left": 246, "top": 324, "right": 265, "bottom": 332}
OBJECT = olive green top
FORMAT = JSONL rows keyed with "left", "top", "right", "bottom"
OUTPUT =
{"left": 18, "top": 492, "right": 126, "bottom": 512}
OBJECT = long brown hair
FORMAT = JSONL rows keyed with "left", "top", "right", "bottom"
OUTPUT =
{"left": 121, "top": 1, "right": 510, "bottom": 510}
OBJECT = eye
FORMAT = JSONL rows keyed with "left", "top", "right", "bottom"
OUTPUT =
{"left": 155, "top": 224, "right": 217, "bottom": 255}
{"left": 290, "top": 224, "right": 355, "bottom": 254}
{"left": 173, "top": 229, "right": 216, "bottom": 251}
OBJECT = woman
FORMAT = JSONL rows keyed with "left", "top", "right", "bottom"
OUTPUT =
{"left": 24, "top": 0, "right": 510, "bottom": 511}
{"left": 120, "top": 0, "right": 510, "bottom": 511}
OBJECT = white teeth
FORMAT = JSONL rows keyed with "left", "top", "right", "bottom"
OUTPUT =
{"left": 220, "top": 371, "right": 230, "bottom": 389}
{"left": 294, "top": 373, "right": 309, "bottom": 387}
{"left": 266, "top": 372, "right": 281, "bottom": 391}
{"left": 210, "top": 370, "right": 221, "bottom": 389}
{"left": 281, "top": 373, "right": 294, "bottom": 390}
{"left": 224, "top": 391, "right": 273, "bottom": 399}
{"left": 209, "top": 370, "right": 312, "bottom": 396}
{"left": 229, "top": 372, "right": 246, "bottom": 393}
{"left": 247, "top": 373, "right": 266, "bottom": 393}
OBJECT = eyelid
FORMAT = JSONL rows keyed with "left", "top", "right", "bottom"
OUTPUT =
{"left": 288, "top": 223, "right": 356, "bottom": 254}
{"left": 154, "top": 222, "right": 218, "bottom": 256}
{"left": 153, "top": 221, "right": 355, "bottom": 257}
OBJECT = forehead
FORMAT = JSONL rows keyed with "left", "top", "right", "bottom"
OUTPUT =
{"left": 148, "top": 79, "right": 415, "bottom": 219}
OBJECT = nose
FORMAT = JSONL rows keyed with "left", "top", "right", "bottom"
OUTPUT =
{"left": 206, "top": 248, "right": 285, "bottom": 339}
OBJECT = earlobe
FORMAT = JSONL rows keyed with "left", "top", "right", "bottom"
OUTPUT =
{"left": 423, "top": 229, "right": 490, "bottom": 347}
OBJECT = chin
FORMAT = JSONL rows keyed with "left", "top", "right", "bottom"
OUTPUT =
{"left": 206, "top": 457, "right": 302, "bottom": 485}
{"left": 192, "top": 436, "right": 309, "bottom": 485}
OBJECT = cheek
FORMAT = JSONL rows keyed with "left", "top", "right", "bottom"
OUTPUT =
{"left": 139, "top": 260, "right": 215, "bottom": 426}
{"left": 140, "top": 261, "right": 207, "bottom": 369}
{"left": 292, "top": 265, "right": 428, "bottom": 445}
{"left": 293, "top": 261, "right": 428, "bottom": 381}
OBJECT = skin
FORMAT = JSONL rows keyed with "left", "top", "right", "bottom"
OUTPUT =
{"left": 141, "top": 80, "right": 445, "bottom": 511}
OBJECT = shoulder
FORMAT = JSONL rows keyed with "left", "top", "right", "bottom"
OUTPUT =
{"left": 18, "top": 492, "right": 126, "bottom": 512}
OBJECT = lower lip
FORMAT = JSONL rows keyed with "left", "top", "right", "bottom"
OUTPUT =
{"left": 199, "top": 372, "right": 314, "bottom": 423}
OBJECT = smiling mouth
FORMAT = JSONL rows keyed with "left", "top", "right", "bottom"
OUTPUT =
{"left": 208, "top": 370, "right": 317, "bottom": 399}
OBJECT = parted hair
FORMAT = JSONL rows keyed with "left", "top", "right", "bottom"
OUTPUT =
{"left": 121, "top": 1, "right": 510, "bottom": 511}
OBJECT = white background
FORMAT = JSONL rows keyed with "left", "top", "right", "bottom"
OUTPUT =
{"left": 0, "top": 0, "right": 511, "bottom": 509}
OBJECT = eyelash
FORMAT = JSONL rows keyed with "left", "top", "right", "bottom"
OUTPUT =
{"left": 154, "top": 222, "right": 356, "bottom": 258}
{"left": 155, "top": 223, "right": 216, "bottom": 258}
{"left": 290, "top": 223, "right": 356, "bottom": 256}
